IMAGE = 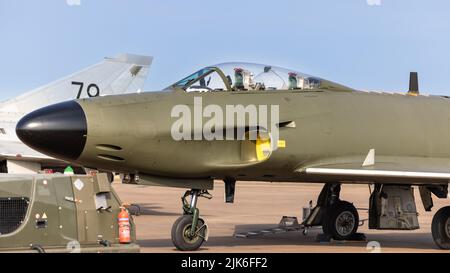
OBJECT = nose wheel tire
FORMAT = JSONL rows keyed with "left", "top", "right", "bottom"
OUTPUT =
{"left": 171, "top": 215, "right": 207, "bottom": 251}
{"left": 432, "top": 206, "right": 450, "bottom": 250}
{"left": 322, "top": 201, "right": 359, "bottom": 240}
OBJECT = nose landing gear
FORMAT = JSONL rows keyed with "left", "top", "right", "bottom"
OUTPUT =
{"left": 171, "top": 189, "right": 212, "bottom": 251}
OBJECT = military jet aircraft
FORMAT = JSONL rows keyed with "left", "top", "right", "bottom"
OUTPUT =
{"left": 0, "top": 53, "right": 152, "bottom": 175}
{"left": 15, "top": 62, "right": 450, "bottom": 251}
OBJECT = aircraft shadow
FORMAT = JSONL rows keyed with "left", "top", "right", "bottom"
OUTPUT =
{"left": 138, "top": 223, "right": 443, "bottom": 252}
{"left": 131, "top": 203, "right": 180, "bottom": 216}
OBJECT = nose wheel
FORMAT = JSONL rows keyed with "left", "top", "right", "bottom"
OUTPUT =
{"left": 171, "top": 189, "right": 212, "bottom": 251}
{"left": 172, "top": 215, "right": 207, "bottom": 251}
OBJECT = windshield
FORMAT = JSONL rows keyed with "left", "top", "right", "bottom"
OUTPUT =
{"left": 172, "top": 68, "right": 214, "bottom": 89}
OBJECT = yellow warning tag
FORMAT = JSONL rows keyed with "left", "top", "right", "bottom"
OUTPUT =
{"left": 277, "top": 140, "right": 286, "bottom": 148}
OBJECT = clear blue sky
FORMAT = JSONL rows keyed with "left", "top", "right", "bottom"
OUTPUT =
{"left": 1, "top": 0, "right": 450, "bottom": 100}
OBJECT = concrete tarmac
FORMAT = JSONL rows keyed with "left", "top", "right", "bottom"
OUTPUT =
{"left": 113, "top": 181, "right": 450, "bottom": 253}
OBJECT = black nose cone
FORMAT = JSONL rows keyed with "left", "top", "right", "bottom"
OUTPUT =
{"left": 16, "top": 101, "right": 87, "bottom": 161}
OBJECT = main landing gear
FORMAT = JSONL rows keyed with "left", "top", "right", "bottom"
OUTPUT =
{"left": 305, "top": 183, "right": 450, "bottom": 250}
{"left": 323, "top": 201, "right": 359, "bottom": 240}
{"left": 432, "top": 206, "right": 450, "bottom": 249}
{"left": 303, "top": 183, "right": 360, "bottom": 241}
{"left": 171, "top": 189, "right": 212, "bottom": 251}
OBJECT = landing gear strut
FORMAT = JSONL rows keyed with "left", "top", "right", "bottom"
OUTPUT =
{"left": 171, "top": 189, "right": 212, "bottom": 251}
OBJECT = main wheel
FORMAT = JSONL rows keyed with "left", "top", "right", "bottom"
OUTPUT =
{"left": 171, "top": 215, "right": 207, "bottom": 251}
{"left": 432, "top": 206, "right": 450, "bottom": 249}
{"left": 106, "top": 172, "right": 114, "bottom": 183}
{"left": 323, "top": 201, "right": 359, "bottom": 240}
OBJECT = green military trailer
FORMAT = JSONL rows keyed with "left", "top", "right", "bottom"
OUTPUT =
{"left": 0, "top": 173, "right": 139, "bottom": 253}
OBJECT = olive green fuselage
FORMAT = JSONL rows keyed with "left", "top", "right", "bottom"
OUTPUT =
{"left": 76, "top": 89, "right": 450, "bottom": 183}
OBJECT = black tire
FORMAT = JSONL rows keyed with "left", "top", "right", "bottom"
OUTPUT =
{"left": 432, "top": 206, "right": 450, "bottom": 249}
{"left": 171, "top": 215, "right": 207, "bottom": 251}
{"left": 322, "top": 201, "right": 359, "bottom": 240}
{"left": 122, "top": 174, "right": 131, "bottom": 184}
{"left": 107, "top": 172, "right": 114, "bottom": 183}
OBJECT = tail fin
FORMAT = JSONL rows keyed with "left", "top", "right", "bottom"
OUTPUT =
{"left": 0, "top": 53, "right": 153, "bottom": 114}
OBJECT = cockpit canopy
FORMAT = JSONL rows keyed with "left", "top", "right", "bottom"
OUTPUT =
{"left": 168, "top": 62, "right": 352, "bottom": 92}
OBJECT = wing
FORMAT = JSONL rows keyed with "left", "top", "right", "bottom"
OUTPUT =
{"left": 0, "top": 140, "right": 64, "bottom": 165}
{"left": 295, "top": 150, "right": 450, "bottom": 184}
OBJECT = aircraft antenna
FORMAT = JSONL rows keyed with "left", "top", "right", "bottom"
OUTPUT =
{"left": 408, "top": 72, "right": 419, "bottom": 96}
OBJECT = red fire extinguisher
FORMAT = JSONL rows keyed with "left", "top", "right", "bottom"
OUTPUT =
{"left": 118, "top": 207, "right": 131, "bottom": 244}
